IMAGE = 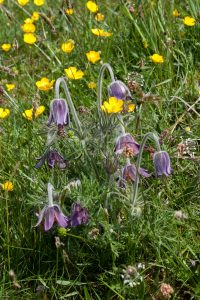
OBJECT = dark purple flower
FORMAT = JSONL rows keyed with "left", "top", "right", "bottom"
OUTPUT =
{"left": 47, "top": 99, "right": 70, "bottom": 127}
{"left": 35, "top": 150, "right": 68, "bottom": 169}
{"left": 35, "top": 204, "right": 69, "bottom": 231}
{"left": 108, "top": 80, "right": 132, "bottom": 100}
{"left": 153, "top": 151, "right": 172, "bottom": 176}
{"left": 115, "top": 134, "right": 140, "bottom": 157}
{"left": 122, "top": 164, "right": 150, "bottom": 182}
{"left": 69, "top": 203, "right": 89, "bottom": 227}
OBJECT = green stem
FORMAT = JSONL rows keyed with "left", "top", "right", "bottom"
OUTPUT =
{"left": 132, "top": 132, "right": 161, "bottom": 207}
{"left": 55, "top": 77, "right": 83, "bottom": 137}
{"left": 97, "top": 63, "right": 115, "bottom": 112}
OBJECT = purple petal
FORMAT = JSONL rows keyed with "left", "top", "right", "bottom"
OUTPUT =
{"left": 153, "top": 151, "right": 172, "bottom": 176}
{"left": 44, "top": 207, "right": 55, "bottom": 231}
{"left": 115, "top": 134, "right": 140, "bottom": 156}
{"left": 108, "top": 80, "right": 132, "bottom": 100}
{"left": 54, "top": 210, "right": 68, "bottom": 228}
{"left": 34, "top": 206, "right": 47, "bottom": 227}
{"left": 139, "top": 167, "right": 151, "bottom": 178}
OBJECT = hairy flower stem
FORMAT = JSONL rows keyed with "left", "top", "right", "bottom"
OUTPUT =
{"left": 132, "top": 132, "right": 161, "bottom": 207}
{"left": 97, "top": 63, "right": 115, "bottom": 111}
{"left": 48, "top": 183, "right": 54, "bottom": 207}
{"left": 55, "top": 77, "right": 83, "bottom": 137}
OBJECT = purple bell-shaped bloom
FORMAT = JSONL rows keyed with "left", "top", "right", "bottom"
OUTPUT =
{"left": 35, "top": 204, "right": 69, "bottom": 231}
{"left": 108, "top": 80, "right": 132, "bottom": 100}
{"left": 115, "top": 133, "right": 140, "bottom": 157}
{"left": 122, "top": 164, "right": 150, "bottom": 182}
{"left": 153, "top": 151, "right": 172, "bottom": 176}
{"left": 69, "top": 203, "right": 89, "bottom": 227}
{"left": 47, "top": 99, "right": 70, "bottom": 127}
{"left": 35, "top": 150, "right": 68, "bottom": 169}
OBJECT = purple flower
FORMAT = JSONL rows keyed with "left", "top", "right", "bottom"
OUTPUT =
{"left": 35, "top": 204, "right": 69, "bottom": 231}
{"left": 153, "top": 151, "right": 172, "bottom": 176}
{"left": 35, "top": 150, "right": 68, "bottom": 169}
{"left": 47, "top": 99, "right": 70, "bottom": 127}
{"left": 108, "top": 80, "right": 132, "bottom": 100}
{"left": 115, "top": 134, "right": 140, "bottom": 157}
{"left": 122, "top": 164, "right": 150, "bottom": 182}
{"left": 68, "top": 203, "right": 89, "bottom": 227}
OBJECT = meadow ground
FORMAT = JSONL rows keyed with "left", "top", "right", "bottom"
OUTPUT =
{"left": 0, "top": 0, "right": 200, "bottom": 299}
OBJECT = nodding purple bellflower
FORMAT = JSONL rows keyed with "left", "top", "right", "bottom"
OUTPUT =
{"left": 115, "top": 134, "right": 140, "bottom": 157}
{"left": 68, "top": 202, "right": 89, "bottom": 227}
{"left": 153, "top": 151, "right": 172, "bottom": 176}
{"left": 47, "top": 99, "right": 70, "bottom": 135}
{"left": 34, "top": 183, "right": 68, "bottom": 231}
{"left": 122, "top": 164, "right": 150, "bottom": 183}
{"left": 35, "top": 149, "right": 68, "bottom": 169}
{"left": 108, "top": 80, "right": 132, "bottom": 100}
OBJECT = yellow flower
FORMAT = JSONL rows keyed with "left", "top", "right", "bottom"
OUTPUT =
{"left": 36, "top": 77, "right": 55, "bottom": 91}
{"left": 23, "top": 33, "right": 37, "bottom": 44}
{"left": 150, "top": 53, "right": 164, "bottom": 63}
{"left": 0, "top": 0, "right": 4, "bottom": 4}
{"left": 91, "top": 28, "right": 112, "bottom": 37}
{"left": 86, "top": 1, "right": 98, "bottom": 13}
{"left": 88, "top": 81, "right": 97, "bottom": 89}
{"left": 86, "top": 50, "right": 100, "bottom": 63}
{"left": 101, "top": 97, "right": 123, "bottom": 114}
{"left": 61, "top": 39, "right": 75, "bottom": 53}
{"left": 128, "top": 103, "right": 135, "bottom": 112}
{"left": 1, "top": 181, "right": 14, "bottom": 191}
{"left": 24, "top": 18, "right": 33, "bottom": 24}
{"left": 185, "top": 126, "right": 191, "bottom": 133}
{"left": 64, "top": 67, "right": 84, "bottom": 80}
{"left": 34, "top": 0, "right": 44, "bottom": 6}
{"left": 183, "top": 16, "right": 195, "bottom": 26}
{"left": 95, "top": 12, "right": 104, "bottom": 21}
{"left": 6, "top": 84, "right": 15, "bottom": 91}
{"left": 31, "top": 12, "right": 40, "bottom": 21}
{"left": 143, "top": 40, "right": 149, "bottom": 48}
{"left": 1, "top": 43, "right": 11, "bottom": 52}
{"left": 21, "top": 23, "right": 36, "bottom": 33}
{"left": 0, "top": 108, "right": 10, "bottom": 118}
{"left": 17, "top": 0, "right": 29, "bottom": 6}
{"left": 65, "top": 8, "right": 73, "bottom": 15}
{"left": 22, "top": 105, "right": 45, "bottom": 121}
{"left": 172, "top": 9, "right": 180, "bottom": 17}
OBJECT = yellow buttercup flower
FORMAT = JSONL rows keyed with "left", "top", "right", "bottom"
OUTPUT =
{"left": 31, "top": 12, "right": 39, "bottom": 21}
{"left": 86, "top": 1, "right": 98, "bottom": 13}
{"left": 21, "top": 23, "right": 36, "bottom": 33}
{"left": 1, "top": 181, "right": 14, "bottom": 191}
{"left": 128, "top": 103, "right": 135, "bottom": 112}
{"left": 17, "top": 0, "right": 29, "bottom": 6}
{"left": 0, "top": 0, "right": 4, "bottom": 4}
{"left": 183, "top": 16, "right": 195, "bottom": 26}
{"left": 86, "top": 50, "right": 100, "bottom": 63}
{"left": 91, "top": 28, "right": 112, "bottom": 37}
{"left": 6, "top": 84, "right": 15, "bottom": 91}
{"left": 61, "top": 39, "right": 75, "bottom": 53}
{"left": 36, "top": 77, "right": 55, "bottom": 91}
{"left": 22, "top": 105, "right": 45, "bottom": 121}
{"left": 95, "top": 12, "right": 104, "bottom": 21}
{"left": 65, "top": 8, "right": 73, "bottom": 15}
{"left": 88, "top": 82, "right": 97, "bottom": 89}
{"left": 1, "top": 43, "right": 11, "bottom": 52}
{"left": 101, "top": 97, "right": 123, "bottom": 114}
{"left": 64, "top": 67, "right": 84, "bottom": 80}
{"left": 34, "top": 0, "right": 44, "bottom": 6}
{"left": 172, "top": 9, "right": 180, "bottom": 17}
{"left": 24, "top": 18, "right": 33, "bottom": 24}
{"left": 23, "top": 33, "right": 37, "bottom": 44}
{"left": 149, "top": 53, "right": 164, "bottom": 63}
{"left": 0, "top": 108, "right": 10, "bottom": 118}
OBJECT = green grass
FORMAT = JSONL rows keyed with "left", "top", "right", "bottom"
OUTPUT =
{"left": 0, "top": 0, "right": 200, "bottom": 299}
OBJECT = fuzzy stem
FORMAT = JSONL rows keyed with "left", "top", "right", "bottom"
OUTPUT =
{"left": 55, "top": 77, "right": 83, "bottom": 137}
{"left": 48, "top": 183, "right": 54, "bottom": 207}
{"left": 132, "top": 132, "right": 161, "bottom": 207}
{"left": 97, "top": 63, "right": 115, "bottom": 111}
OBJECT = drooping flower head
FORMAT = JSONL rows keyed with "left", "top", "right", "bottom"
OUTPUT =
{"left": 115, "top": 134, "right": 140, "bottom": 157}
{"left": 69, "top": 203, "right": 89, "bottom": 227}
{"left": 35, "top": 150, "right": 68, "bottom": 169}
{"left": 35, "top": 204, "right": 69, "bottom": 231}
{"left": 47, "top": 99, "right": 70, "bottom": 127}
{"left": 153, "top": 151, "right": 172, "bottom": 176}
{"left": 122, "top": 164, "right": 150, "bottom": 183}
{"left": 108, "top": 80, "right": 132, "bottom": 100}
